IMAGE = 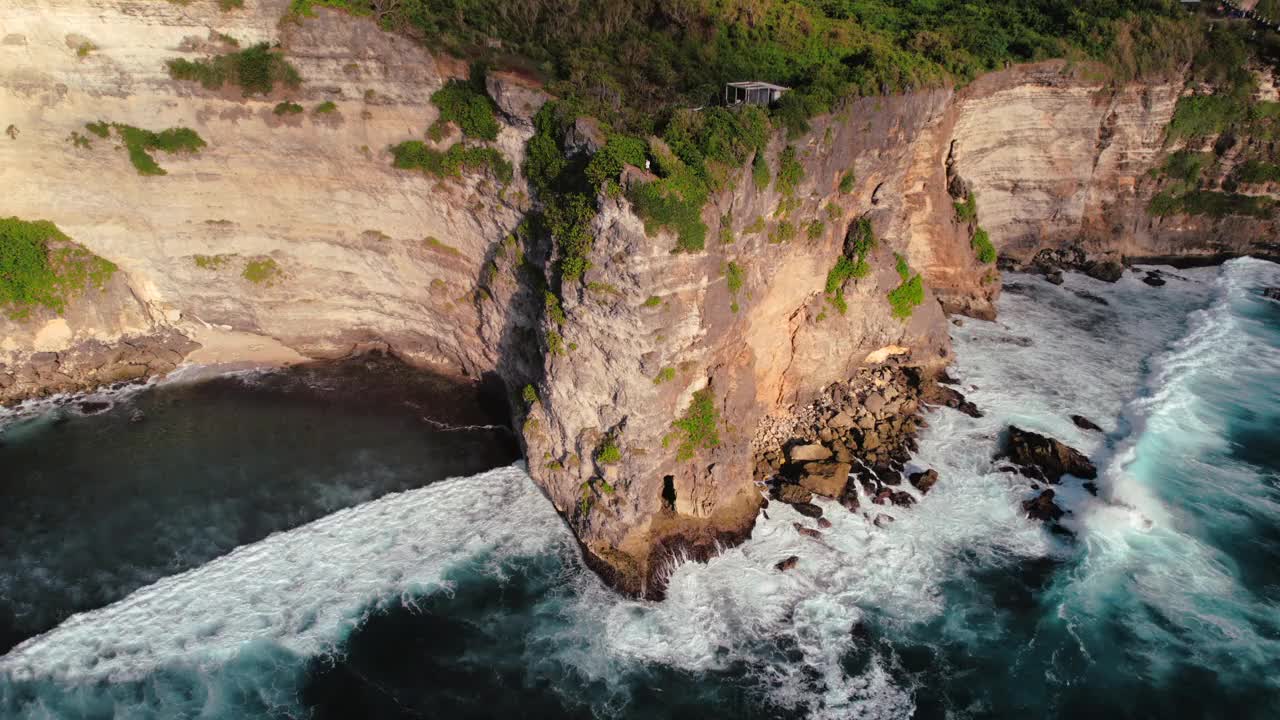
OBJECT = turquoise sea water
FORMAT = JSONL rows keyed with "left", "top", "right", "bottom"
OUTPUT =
{"left": 1, "top": 260, "right": 1277, "bottom": 719}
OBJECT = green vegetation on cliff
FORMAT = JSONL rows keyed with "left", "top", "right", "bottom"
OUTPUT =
{"left": 887, "top": 254, "right": 924, "bottom": 320}
{"left": 667, "top": 387, "right": 721, "bottom": 461}
{"left": 824, "top": 217, "right": 875, "bottom": 315}
{"left": 1148, "top": 23, "right": 1280, "bottom": 220}
{"left": 375, "top": 1, "right": 1193, "bottom": 135}
{"left": 1, "top": 218, "right": 116, "bottom": 319}
{"left": 166, "top": 43, "right": 301, "bottom": 96}
{"left": 391, "top": 140, "right": 513, "bottom": 183}
{"left": 430, "top": 79, "right": 500, "bottom": 140}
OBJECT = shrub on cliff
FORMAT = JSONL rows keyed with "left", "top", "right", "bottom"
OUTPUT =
{"left": 667, "top": 388, "right": 720, "bottom": 461}
{"left": 391, "top": 141, "right": 513, "bottom": 183}
{"left": 954, "top": 193, "right": 977, "bottom": 223}
{"left": 430, "top": 79, "right": 500, "bottom": 141}
{"left": 166, "top": 43, "right": 300, "bottom": 96}
{"left": 888, "top": 265, "right": 924, "bottom": 320}
{"left": 109, "top": 124, "right": 206, "bottom": 176}
{"left": 1, "top": 218, "right": 116, "bottom": 319}
{"left": 971, "top": 228, "right": 997, "bottom": 264}
{"left": 776, "top": 146, "right": 804, "bottom": 197}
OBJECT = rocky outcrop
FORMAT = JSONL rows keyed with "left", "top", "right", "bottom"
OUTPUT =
{"left": 999, "top": 426, "right": 1097, "bottom": 484}
{"left": 943, "top": 62, "right": 1280, "bottom": 270}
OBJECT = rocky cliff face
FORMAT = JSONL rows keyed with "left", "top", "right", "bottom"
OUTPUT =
{"left": 942, "top": 61, "right": 1280, "bottom": 267}
{"left": 2, "top": 4, "right": 1273, "bottom": 596}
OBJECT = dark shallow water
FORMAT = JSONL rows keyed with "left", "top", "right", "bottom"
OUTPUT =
{"left": 0, "top": 354, "right": 517, "bottom": 655}
{"left": 2, "top": 262, "right": 1280, "bottom": 719}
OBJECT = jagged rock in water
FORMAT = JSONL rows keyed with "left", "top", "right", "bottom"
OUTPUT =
{"left": 775, "top": 555, "right": 800, "bottom": 572}
{"left": 909, "top": 468, "right": 940, "bottom": 494}
{"left": 1023, "top": 489, "right": 1065, "bottom": 522}
{"left": 1262, "top": 287, "right": 1280, "bottom": 302}
{"left": 773, "top": 483, "right": 814, "bottom": 506}
{"left": 1084, "top": 260, "right": 1124, "bottom": 283}
{"left": 872, "top": 513, "right": 895, "bottom": 528}
{"left": 799, "top": 461, "right": 852, "bottom": 498}
{"left": 817, "top": 517, "right": 833, "bottom": 529}
{"left": 791, "top": 502, "right": 824, "bottom": 519}
{"left": 1001, "top": 426, "right": 1097, "bottom": 483}
{"left": 793, "top": 522, "right": 824, "bottom": 539}
{"left": 920, "top": 382, "right": 982, "bottom": 418}
{"left": 1071, "top": 414, "right": 1103, "bottom": 432}
{"left": 1142, "top": 271, "right": 1166, "bottom": 287}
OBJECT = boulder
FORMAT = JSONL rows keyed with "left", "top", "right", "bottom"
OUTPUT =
{"left": 793, "top": 522, "right": 824, "bottom": 539}
{"left": 872, "top": 513, "right": 895, "bottom": 528}
{"left": 773, "top": 483, "right": 814, "bottom": 505}
{"left": 838, "top": 487, "right": 861, "bottom": 513}
{"left": 920, "top": 382, "right": 982, "bottom": 418}
{"left": 1000, "top": 426, "right": 1097, "bottom": 483}
{"left": 830, "top": 411, "right": 854, "bottom": 429}
{"left": 789, "top": 443, "right": 833, "bottom": 462}
{"left": 817, "top": 517, "right": 833, "bottom": 529}
{"left": 1084, "top": 260, "right": 1124, "bottom": 283}
{"left": 1023, "top": 489, "right": 1064, "bottom": 522}
{"left": 564, "top": 116, "right": 605, "bottom": 156}
{"left": 775, "top": 555, "right": 800, "bottom": 572}
{"left": 792, "top": 502, "right": 824, "bottom": 519}
{"left": 863, "top": 392, "right": 887, "bottom": 414}
{"left": 908, "top": 468, "right": 940, "bottom": 494}
{"left": 1142, "top": 272, "right": 1166, "bottom": 287}
{"left": 484, "top": 70, "right": 551, "bottom": 127}
{"left": 799, "top": 461, "right": 851, "bottom": 498}
{"left": 1071, "top": 415, "right": 1102, "bottom": 432}
{"left": 890, "top": 491, "right": 916, "bottom": 507}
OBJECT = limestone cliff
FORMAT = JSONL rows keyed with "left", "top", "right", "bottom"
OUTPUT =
{"left": 2, "top": 3, "right": 1274, "bottom": 596}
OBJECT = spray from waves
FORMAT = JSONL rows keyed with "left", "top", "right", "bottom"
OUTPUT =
{"left": 1044, "top": 258, "right": 1280, "bottom": 698}
{"left": 535, "top": 267, "right": 1227, "bottom": 718}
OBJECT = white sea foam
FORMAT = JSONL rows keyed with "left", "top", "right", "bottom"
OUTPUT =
{"left": 0, "top": 465, "right": 567, "bottom": 684}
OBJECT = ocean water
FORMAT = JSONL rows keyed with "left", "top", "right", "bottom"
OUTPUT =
{"left": 2, "top": 260, "right": 1278, "bottom": 719}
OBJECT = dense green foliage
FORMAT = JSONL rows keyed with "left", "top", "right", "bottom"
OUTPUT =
{"left": 273, "top": 101, "right": 304, "bottom": 115}
{"left": 668, "top": 387, "right": 720, "bottom": 461}
{"left": 390, "top": 140, "right": 513, "bottom": 183}
{"left": 824, "top": 217, "right": 875, "bottom": 314}
{"left": 887, "top": 257, "right": 924, "bottom": 320}
{"left": 1, "top": 218, "right": 116, "bottom": 318}
{"left": 1149, "top": 189, "right": 1276, "bottom": 218}
{"left": 1236, "top": 160, "right": 1280, "bottom": 185}
{"left": 839, "top": 171, "right": 856, "bottom": 194}
{"left": 954, "top": 192, "right": 977, "bottom": 222}
{"left": 431, "top": 79, "right": 500, "bottom": 140}
{"left": 522, "top": 384, "right": 539, "bottom": 404}
{"left": 111, "top": 124, "right": 206, "bottom": 176}
{"left": 752, "top": 151, "right": 771, "bottom": 190}
{"left": 242, "top": 258, "right": 281, "bottom": 284}
{"left": 971, "top": 227, "right": 997, "bottom": 264}
{"left": 375, "top": 1, "right": 1194, "bottom": 134}
{"left": 653, "top": 366, "right": 676, "bottom": 384}
{"left": 314, "top": 101, "right": 337, "bottom": 114}
{"left": 84, "top": 121, "right": 109, "bottom": 138}
{"left": 776, "top": 146, "right": 804, "bottom": 196}
{"left": 596, "top": 437, "right": 623, "bottom": 465}
{"left": 584, "top": 134, "right": 648, "bottom": 189}
{"left": 166, "top": 43, "right": 301, "bottom": 96}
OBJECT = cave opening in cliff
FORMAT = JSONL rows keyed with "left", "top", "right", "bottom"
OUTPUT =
{"left": 661, "top": 475, "right": 676, "bottom": 511}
